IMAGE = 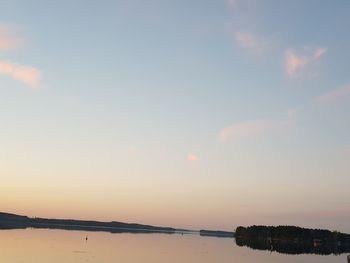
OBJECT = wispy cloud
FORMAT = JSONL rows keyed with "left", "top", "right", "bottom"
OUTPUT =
{"left": 218, "top": 119, "right": 272, "bottom": 142}
{"left": 218, "top": 109, "right": 298, "bottom": 142}
{"left": 187, "top": 154, "right": 198, "bottom": 162}
{"left": 0, "top": 61, "right": 40, "bottom": 88}
{"left": 235, "top": 32, "right": 269, "bottom": 53}
{"left": 285, "top": 47, "right": 326, "bottom": 77}
{"left": 313, "top": 48, "right": 326, "bottom": 60}
{"left": 0, "top": 24, "right": 41, "bottom": 88}
{"left": 315, "top": 85, "right": 350, "bottom": 105}
{"left": 0, "top": 25, "right": 22, "bottom": 51}
{"left": 227, "top": 0, "right": 237, "bottom": 8}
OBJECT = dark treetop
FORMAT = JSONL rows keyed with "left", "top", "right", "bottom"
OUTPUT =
{"left": 235, "top": 225, "right": 350, "bottom": 255}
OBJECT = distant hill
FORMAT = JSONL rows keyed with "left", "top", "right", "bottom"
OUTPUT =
{"left": 0, "top": 211, "right": 175, "bottom": 234}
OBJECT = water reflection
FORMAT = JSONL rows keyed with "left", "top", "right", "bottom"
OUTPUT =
{"left": 0, "top": 229, "right": 348, "bottom": 263}
{"left": 236, "top": 236, "right": 350, "bottom": 255}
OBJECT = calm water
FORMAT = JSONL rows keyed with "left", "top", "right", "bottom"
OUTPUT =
{"left": 0, "top": 229, "right": 348, "bottom": 262}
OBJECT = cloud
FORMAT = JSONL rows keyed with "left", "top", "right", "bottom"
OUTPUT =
{"left": 218, "top": 109, "right": 298, "bottom": 142}
{"left": 235, "top": 32, "right": 268, "bottom": 53}
{"left": 315, "top": 85, "right": 350, "bottom": 105}
{"left": 218, "top": 119, "right": 272, "bottom": 142}
{"left": 0, "top": 25, "right": 41, "bottom": 89}
{"left": 227, "top": 0, "right": 237, "bottom": 8}
{"left": 0, "top": 25, "right": 22, "bottom": 51}
{"left": 285, "top": 47, "right": 326, "bottom": 77}
{"left": 187, "top": 154, "right": 198, "bottom": 161}
{"left": 313, "top": 48, "right": 326, "bottom": 59}
{"left": 0, "top": 61, "right": 40, "bottom": 87}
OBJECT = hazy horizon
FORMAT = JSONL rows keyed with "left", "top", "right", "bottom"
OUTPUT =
{"left": 1, "top": 0, "right": 349, "bottom": 233}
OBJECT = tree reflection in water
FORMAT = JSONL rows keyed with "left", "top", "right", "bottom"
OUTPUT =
{"left": 236, "top": 236, "right": 350, "bottom": 256}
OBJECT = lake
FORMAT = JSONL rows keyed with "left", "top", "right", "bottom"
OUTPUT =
{"left": 0, "top": 229, "right": 348, "bottom": 262}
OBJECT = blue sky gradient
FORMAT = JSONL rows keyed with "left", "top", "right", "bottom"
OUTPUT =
{"left": 0, "top": 0, "right": 349, "bottom": 231}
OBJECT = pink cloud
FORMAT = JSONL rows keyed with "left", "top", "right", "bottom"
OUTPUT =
{"left": 218, "top": 109, "right": 298, "bottom": 142}
{"left": 315, "top": 85, "right": 350, "bottom": 105}
{"left": 285, "top": 47, "right": 326, "bottom": 77}
{"left": 0, "top": 25, "right": 22, "bottom": 51}
{"left": 0, "top": 61, "right": 40, "bottom": 87}
{"left": 235, "top": 32, "right": 268, "bottom": 53}
{"left": 218, "top": 119, "right": 272, "bottom": 142}
{"left": 313, "top": 48, "right": 326, "bottom": 59}
{"left": 285, "top": 52, "right": 308, "bottom": 76}
{"left": 187, "top": 154, "right": 198, "bottom": 161}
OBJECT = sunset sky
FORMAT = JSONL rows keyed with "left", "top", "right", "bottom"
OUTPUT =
{"left": 1, "top": 0, "right": 349, "bottom": 232}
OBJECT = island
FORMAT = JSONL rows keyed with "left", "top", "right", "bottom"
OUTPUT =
{"left": 199, "top": 229, "right": 234, "bottom": 238}
{"left": 235, "top": 225, "right": 350, "bottom": 255}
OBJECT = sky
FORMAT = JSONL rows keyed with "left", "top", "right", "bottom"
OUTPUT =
{"left": 0, "top": 0, "right": 349, "bottom": 232}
